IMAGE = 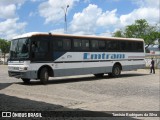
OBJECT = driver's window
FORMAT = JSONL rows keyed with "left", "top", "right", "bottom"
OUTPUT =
{"left": 31, "top": 37, "right": 49, "bottom": 60}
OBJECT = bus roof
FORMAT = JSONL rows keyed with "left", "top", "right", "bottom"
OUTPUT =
{"left": 12, "top": 32, "right": 144, "bottom": 41}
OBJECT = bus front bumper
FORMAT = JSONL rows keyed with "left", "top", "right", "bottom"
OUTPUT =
{"left": 8, "top": 71, "right": 37, "bottom": 79}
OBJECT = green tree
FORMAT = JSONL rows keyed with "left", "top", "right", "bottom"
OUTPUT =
{"left": 113, "top": 19, "right": 160, "bottom": 49}
{"left": 0, "top": 39, "right": 11, "bottom": 64}
{"left": 113, "top": 30, "right": 124, "bottom": 37}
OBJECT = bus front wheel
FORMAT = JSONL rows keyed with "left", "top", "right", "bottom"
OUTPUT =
{"left": 22, "top": 78, "right": 30, "bottom": 84}
{"left": 40, "top": 68, "right": 49, "bottom": 84}
{"left": 109, "top": 64, "right": 121, "bottom": 77}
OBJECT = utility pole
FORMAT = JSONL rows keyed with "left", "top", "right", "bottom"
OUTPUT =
{"left": 61, "top": 5, "right": 69, "bottom": 33}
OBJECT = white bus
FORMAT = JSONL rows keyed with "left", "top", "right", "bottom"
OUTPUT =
{"left": 8, "top": 32, "right": 145, "bottom": 84}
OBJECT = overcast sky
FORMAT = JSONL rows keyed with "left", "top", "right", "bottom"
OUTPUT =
{"left": 0, "top": 0, "right": 159, "bottom": 39}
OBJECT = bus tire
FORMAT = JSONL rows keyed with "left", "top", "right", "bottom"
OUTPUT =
{"left": 111, "top": 64, "right": 121, "bottom": 77}
{"left": 22, "top": 78, "right": 30, "bottom": 84}
{"left": 94, "top": 73, "right": 104, "bottom": 78}
{"left": 40, "top": 68, "right": 49, "bottom": 84}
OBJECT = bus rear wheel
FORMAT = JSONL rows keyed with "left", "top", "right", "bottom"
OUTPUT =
{"left": 22, "top": 78, "right": 30, "bottom": 84}
{"left": 94, "top": 73, "right": 104, "bottom": 78}
{"left": 109, "top": 64, "right": 121, "bottom": 77}
{"left": 40, "top": 68, "right": 49, "bottom": 84}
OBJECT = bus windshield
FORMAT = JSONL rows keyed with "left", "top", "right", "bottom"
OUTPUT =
{"left": 10, "top": 38, "right": 30, "bottom": 60}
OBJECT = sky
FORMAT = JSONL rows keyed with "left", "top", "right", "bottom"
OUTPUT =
{"left": 0, "top": 0, "right": 159, "bottom": 40}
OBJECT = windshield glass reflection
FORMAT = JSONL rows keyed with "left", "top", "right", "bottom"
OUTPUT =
{"left": 10, "top": 38, "right": 30, "bottom": 60}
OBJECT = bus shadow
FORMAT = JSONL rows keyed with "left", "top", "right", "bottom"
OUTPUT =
{"left": 0, "top": 83, "right": 13, "bottom": 90}
{"left": 120, "top": 73, "right": 149, "bottom": 78}
{"left": 17, "top": 75, "right": 107, "bottom": 85}
{"left": 17, "top": 73, "right": 149, "bottom": 86}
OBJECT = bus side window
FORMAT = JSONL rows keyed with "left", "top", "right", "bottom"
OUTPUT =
{"left": 31, "top": 37, "right": 49, "bottom": 59}
{"left": 63, "top": 39, "right": 71, "bottom": 50}
{"left": 82, "top": 40, "right": 89, "bottom": 50}
{"left": 106, "top": 40, "right": 114, "bottom": 51}
{"left": 119, "top": 41, "right": 127, "bottom": 51}
{"left": 127, "top": 41, "right": 133, "bottom": 52}
{"left": 132, "top": 42, "right": 143, "bottom": 52}
{"left": 107, "top": 40, "right": 119, "bottom": 52}
{"left": 98, "top": 41, "right": 105, "bottom": 50}
{"left": 73, "top": 39, "right": 82, "bottom": 50}
{"left": 136, "top": 42, "right": 144, "bottom": 52}
{"left": 37, "top": 41, "right": 48, "bottom": 52}
{"left": 54, "top": 39, "right": 63, "bottom": 50}
{"left": 54, "top": 38, "right": 71, "bottom": 51}
{"left": 36, "top": 41, "right": 48, "bottom": 58}
{"left": 91, "top": 40, "right": 99, "bottom": 51}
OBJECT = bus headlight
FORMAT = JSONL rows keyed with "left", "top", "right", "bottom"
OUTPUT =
{"left": 19, "top": 67, "right": 28, "bottom": 71}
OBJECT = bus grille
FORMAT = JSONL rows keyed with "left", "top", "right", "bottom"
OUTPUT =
{"left": 9, "top": 71, "right": 22, "bottom": 78}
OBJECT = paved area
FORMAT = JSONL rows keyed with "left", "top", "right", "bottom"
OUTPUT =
{"left": 0, "top": 65, "right": 159, "bottom": 120}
